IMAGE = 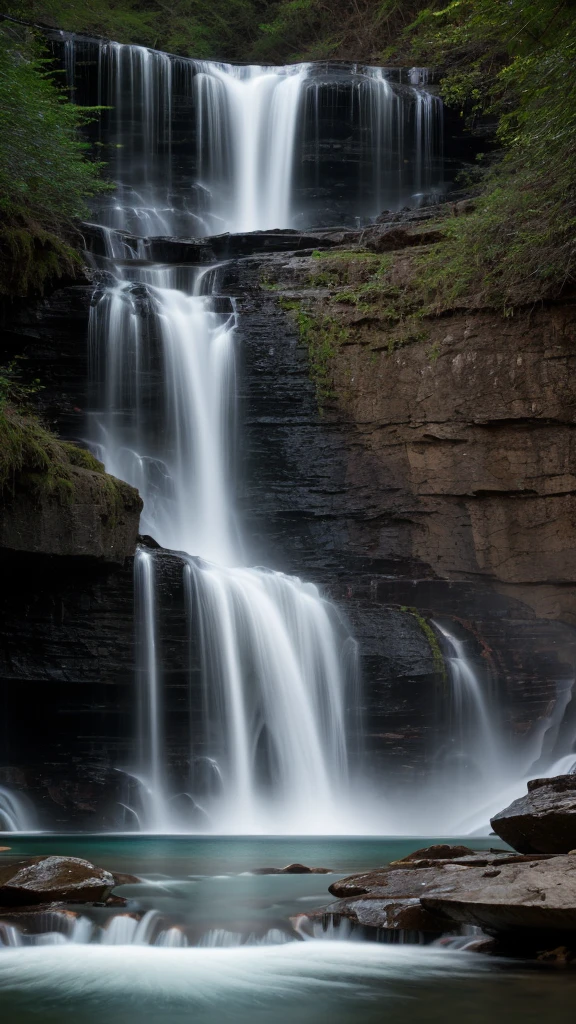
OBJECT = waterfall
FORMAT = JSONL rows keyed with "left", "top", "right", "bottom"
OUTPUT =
{"left": 183, "top": 560, "right": 353, "bottom": 831}
{"left": 433, "top": 621, "right": 503, "bottom": 783}
{"left": 39, "top": 34, "right": 450, "bottom": 834}
{"left": 87, "top": 225, "right": 357, "bottom": 831}
{"left": 0, "top": 786, "right": 34, "bottom": 832}
{"left": 134, "top": 548, "right": 167, "bottom": 830}
{"left": 195, "top": 63, "right": 310, "bottom": 232}
{"left": 53, "top": 32, "right": 445, "bottom": 233}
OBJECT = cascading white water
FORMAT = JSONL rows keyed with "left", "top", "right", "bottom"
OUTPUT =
{"left": 195, "top": 63, "right": 310, "bottom": 232}
{"left": 183, "top": 560, "right": 354, "bottom": 832}
{"left": 88, "top": 235, "right": 357, "bottom": 831}
{"left": 433, "top": 621, "right": 503, "bottom": 783}
{"left": 134, "top": 548, "right": 167, "bottom": 830}
{"left": 0, "top": 786, "right": 35, "bottom": 832}
{"left": 55, "top": 32, "right": 445, "bottom": 234}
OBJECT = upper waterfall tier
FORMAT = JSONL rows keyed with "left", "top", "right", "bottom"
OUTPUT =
{"left": 52, "top": 32, "right": 444, "bottom": 235}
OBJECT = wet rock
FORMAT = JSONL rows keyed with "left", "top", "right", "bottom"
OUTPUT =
{"left": 0, "top": 466, "right": 142, "bottom": 564}
{"left": 363, "top": 225, "right": 444, "bottom": 253}
{"left": 536, "top": 946, "right": 576, "bottom": 965}
{"left": 307, "top": 896, "right": 447, "bottom": 933}
{"left": 201, "top": 231, "right": 339, "bottom": 259}
{"left": 390, "top": 844, "right": 477, "bottom": 865}
{"left": 111, "top": 871, "right": 140, "bottom": 886}
{"left": 0, "top": 856, "right": 115, "bottom": 906}
{"left": 252, "top": 863, "right": 333, "bottom": 875}
{"left": 491, "top": 775, "right": 576, "bottom": 854}
{"left": 421, "top": 855, "right": 576, "bottom": 933}
{"left": 140, "top": 238, "right": 216, "bottom": 263}
{"left": 329, "top": 851, "right": 551, "bottom": 898}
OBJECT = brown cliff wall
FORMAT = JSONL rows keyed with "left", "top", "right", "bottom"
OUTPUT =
{"left": 266, "top": 245, "right": 576, "bottom": 625}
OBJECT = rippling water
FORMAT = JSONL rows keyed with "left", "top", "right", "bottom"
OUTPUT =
{"left": 1, "top": 836, "right": 574, "bottom": 1024}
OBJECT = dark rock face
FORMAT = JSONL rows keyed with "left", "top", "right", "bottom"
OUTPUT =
{"left": 0, "top": 856, "right": 115, "bottom": 906}
{"left": 0, "top": 548, "right": 192, "bottom": 830}
{"left": 491, "top": 775, "right": 576, "bottom": 854}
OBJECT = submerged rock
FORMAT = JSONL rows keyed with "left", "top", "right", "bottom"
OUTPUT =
{"left": 491, "top": 775, "right": 576, "bottom": 854}
{"left": 252, "top": 863, "right": 333, "bottom": 875}
{"left": 0, "top": 856, "right": 115, "bottom": 906}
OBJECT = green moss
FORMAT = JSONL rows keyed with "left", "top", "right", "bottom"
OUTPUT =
{"left": 281, "top": 302, "right": 348, "bottom": 407}
{"left": 402, "top": 606, "right": 447, "bottom": 681}
{"left": 0, "top": 407, "right": 121, "bottom": 510}
{"left": 61, "top": 443, "right": 105, "bottom": 473}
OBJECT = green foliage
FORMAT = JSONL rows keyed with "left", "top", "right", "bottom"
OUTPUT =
{"left": 279, "top": 297, "right": 346, "bottom": 405}
{"left": 0, "top": 404, "right": 134, "bottom": 526}
{"left": 410, "top": 2, "right": 576, "bottom": 304}
{"left": 302, "top": 247, "right": 431, "bottom": 357}
{"left": 254, "top": 0, "right": 428, "bottom": 62}
{"left": 0, "top": 27, "right": 107, "bottom": 296}
{"left": 5, "top": 0, "right": 274, "bottom": 60}
{"left": 0, "top": 405, "right": 103, "bottom": 497}
{"left": 0, "top": 357, "right": 43, "bottom": 408}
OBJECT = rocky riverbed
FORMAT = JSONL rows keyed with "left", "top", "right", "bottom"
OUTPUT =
{"left": 292, "top": 774, "right": 576, "bottom": 960}
{"left": 3, "top": 774, "right": 576, "bottom": 960}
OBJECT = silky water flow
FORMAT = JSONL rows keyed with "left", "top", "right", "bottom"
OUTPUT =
{"left": 88, "top": 250, "right": 359, "bottom": 833}
{"left": 3, "top": 35, "right": 553, "bottom": 836}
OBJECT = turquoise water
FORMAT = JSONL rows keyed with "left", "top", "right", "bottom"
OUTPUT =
{"left": 1, "top": 835, "right": 574, "bottom": 1024}
{"left": 0, "top": 833, "right": 505, "bottom": 876}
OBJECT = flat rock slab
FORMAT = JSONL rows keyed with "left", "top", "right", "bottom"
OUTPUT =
{"left": 491, "top": 775, "right": 576, "bottom": 854}
{"left": 328, "top": 847, "right": 548, "bottom": 898}
{"left": 0, "top": 856, "right": 115, "bottom": 906}
{"left": 422, "top": 855, "right": 576, "bottom": 933}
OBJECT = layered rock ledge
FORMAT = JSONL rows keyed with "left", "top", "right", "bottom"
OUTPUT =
{"left": 300, "top": 776, "right": 576, "bottom": 955}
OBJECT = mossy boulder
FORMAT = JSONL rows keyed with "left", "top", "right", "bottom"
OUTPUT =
{"left": 0, "top": 408, "right": 142, "bottom": 563}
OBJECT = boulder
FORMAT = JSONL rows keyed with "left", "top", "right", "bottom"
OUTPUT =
{"left": 491, "top": 775, "right": 576, "bottom": 854}
{"left": 0, "top": 463, "right": 142, "bottom": 564}
{"left": 0, "top": 856, "right": 115, "bottom": 906}
{"left": 422, "top": 855, "right": 576, "bottom": 933}
{"left": 252, "top": 863, "right": 332, "bottom": 875}
{"left": 393, "top": 844, "right": 476, "bottom": 862}
{"left": 111, "top": 871, "right": 140, "bottom": 886}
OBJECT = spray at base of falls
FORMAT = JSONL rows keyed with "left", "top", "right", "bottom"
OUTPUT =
{"left": 374, "top": 621, "right": 576, "bottom": 836}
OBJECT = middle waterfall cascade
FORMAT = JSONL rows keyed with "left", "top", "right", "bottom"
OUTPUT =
{"left": 88, "top": 237, "right": 358, "bottom": 833}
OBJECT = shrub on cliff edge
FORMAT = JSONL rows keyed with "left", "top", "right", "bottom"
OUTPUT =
{"left": 0, "top": 27, "right": 106, "bottom": 297}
